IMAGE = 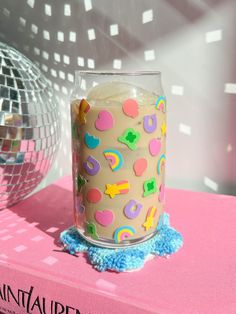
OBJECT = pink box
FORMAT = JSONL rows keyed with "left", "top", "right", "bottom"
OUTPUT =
{"left": 0, "top": 176, "right": 236, "bottom": 314}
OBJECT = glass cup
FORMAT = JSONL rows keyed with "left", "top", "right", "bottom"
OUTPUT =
{"left": 70, "top": 71, "right": 166, "bottom": 248}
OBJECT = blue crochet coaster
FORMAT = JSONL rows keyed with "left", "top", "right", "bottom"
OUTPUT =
{"left": 60, "top": 213, "right": 183, "bottom": 272}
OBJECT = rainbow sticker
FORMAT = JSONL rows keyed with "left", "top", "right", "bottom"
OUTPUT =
{"left": 157, "top": 154, "right": 166, "bottom": 175}
{"left": 155, "top": 96, "right": 166, "bottom": 113}
{"left": 103, "top": 149, "right": 124, "bottom": 172}
{"left": 114, "top": 226, "right": 136, "bottom": 243}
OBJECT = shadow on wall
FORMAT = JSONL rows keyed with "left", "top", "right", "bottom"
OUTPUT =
{"left": 0, "top": 0, "right": 227, "bottom": 73}
{"left": 158, "top": 0, "right": 236, "bottom": 195}
{"left": 0, "top": 0, "right": 235, "bottom": 195}
{"left": 0, "top": 0, "right": 151, "bottom": 77}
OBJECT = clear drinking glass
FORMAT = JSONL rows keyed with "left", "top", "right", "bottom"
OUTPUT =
{"left": 70, "top": 71, "right": 166, "bottom": 248}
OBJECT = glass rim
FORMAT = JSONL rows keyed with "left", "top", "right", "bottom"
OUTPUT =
{"left": 75, "top": 70, "right": 161, "bottom": 76}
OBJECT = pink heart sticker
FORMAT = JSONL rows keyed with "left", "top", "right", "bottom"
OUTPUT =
{"left": 159, "top": 184, "right": 165, "bottom": 202}
{"left": 122, "top": 99, "right": 139, "bottom": 118}
{"left": 95, "top": 110, "right": 114, "bottom": 131}
{"left": 149, "top": 139, "right": 161, "bottom": 156}
{"left": 133, "top": 158, "right": 147, "bottom": 176}
{"left": 94, "top": 210, "right": 114, "bottom": 227}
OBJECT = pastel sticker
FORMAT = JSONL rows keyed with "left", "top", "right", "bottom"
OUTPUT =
{"left": 143, "top": 177, "right": 157, "bottom": 197}
{"left": 118, "top": 128, "right": 141, "bottom": 150}
{"left": 157, "top": 213, "right": 169, "bottom": 231}
{"left": 133, "top": 158, "right": 147, "bottom": 176}
{"left": 72, "top": 151, "right": 78, "bottom": 164}
{"left": 157, "top": 154, "right": 166, "bottom": 175}
{"left": 95, "top": 110, "right": 114, "bottom": 131}
{"left": 122, "top": 99, "right": 139, "bottom": 118}
{"left": 84, "top": 132, "right": 100, "bottom": 149}
{"left": 78, "top": 99, "right": 90, "bottom": 124}
{"left": 149, "top": 138, "right": 161, "bottom": 156}
{"left": 105, "top": 180, "right": 130, "bottom": 199}
{"left": 86, "top": 188, "right": 102, "bottom": 203}
{"left": 75, "top": 195, "right": 85, "bottom": 214}
{"left": 95, "top": 210, "right": 114, "bottom": 227}
{"left": 161, "top": 122, "right": 167, "bottom": 136}
{"left": 143, "top": 114, "right": 157, "bottom": 133}
{"left": 114, "top": 226, "right": 136, "bottom": 243}
{"left": 143, "top": 206, "right": 157, "bottom": 231}
{"left": 158, "top": 184, "right": 165, "bottom": 202}
{"left": 77, "top": 174, "right": 86, "bottom": 192}
{"left": 156, "top": 96, "right": 166, "bottom": 113}
{"left": 157, "top": 214, "right": 164, "bottom": 232}
{"left": 83, "top": 155, "right": 101, "bottom": 176}
{"left": 124, "top": 200, "right": 143, "bottom": 219}
{"left": 86, "top": 222, "right": 98, "bottom": 240}
{"left": 72, "top": 122, "right": 79, "bottom": 140}
{"left": 103, "top": 149, "right": 124, "bottom": 172}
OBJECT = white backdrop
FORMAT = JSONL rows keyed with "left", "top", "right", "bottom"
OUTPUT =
{"left": 0, "top": 0, "right": 235, "bottom": 195}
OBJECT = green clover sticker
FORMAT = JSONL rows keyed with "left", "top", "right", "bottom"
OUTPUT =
{"left": 77, "top": 174, "right": 86, "bottom": 192}
{"left": 86, "top": 222, "right": 99, "bottom": 240}
{"left": 143, "top": 177, "right": 157, "bottom": 197}
{"left": 118, "top": 128, "right": 141, "bottom": 150}
{"left": 72, "top": 122, "right": 81, "bottom": 140}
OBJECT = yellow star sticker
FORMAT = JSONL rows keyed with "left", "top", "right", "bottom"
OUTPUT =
{"left": 78, "top": 99, "right": 90, "bottom": 124}
{"left": 105, "top": 184, "right": 120, "bottom": 199}
{"left": 143, "top": 217, "right": 154, "bottom": 231}
{"left": 161, "top": 122, "right": 167, "bottom": 136}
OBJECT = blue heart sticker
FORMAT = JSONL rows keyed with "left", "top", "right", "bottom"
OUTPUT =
{"left": 84, "top": 132, "right": 100, "bottom": 149}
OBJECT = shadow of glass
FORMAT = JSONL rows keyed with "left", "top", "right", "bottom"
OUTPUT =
{"left": 9, "top": 181, "right": 74, "bottom": 248}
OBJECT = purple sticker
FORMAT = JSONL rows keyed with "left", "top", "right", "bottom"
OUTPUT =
{"left": 75, "top": 195, "right": 85, "bottom": 214}
{"left": 124, "top": 199, "right": 143, "bottom": 219}
{"left": 143, "top": 114, "right": 157, "bottom": 133}
{"left": 83, "top": 155, "right": 101, "bottom": 176}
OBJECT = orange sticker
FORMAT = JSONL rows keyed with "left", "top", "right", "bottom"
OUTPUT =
{"left": 133, "top": 158, "right": 147, "bottom": 176}
{"left": 122, "top": 99, "right": 139, "bottom": 118}
{"left": 86, "top": 188, "right": 102, "bottom": 203}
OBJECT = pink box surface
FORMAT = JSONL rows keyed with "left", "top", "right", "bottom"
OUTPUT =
{"left": 0, "top": 176, "right": 236, "bottom": 314}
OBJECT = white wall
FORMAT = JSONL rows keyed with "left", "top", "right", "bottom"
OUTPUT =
{"left": 0, "top": 0, "right": 235, "bottom": 195}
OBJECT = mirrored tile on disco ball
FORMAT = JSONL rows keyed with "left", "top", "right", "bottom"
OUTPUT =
{"left": 0, "top": 86, "right": 9, "bottom": 98}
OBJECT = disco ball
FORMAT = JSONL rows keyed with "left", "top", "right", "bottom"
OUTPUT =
{"left": 0, "top": 42, "right": 60, "bottom": 209}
